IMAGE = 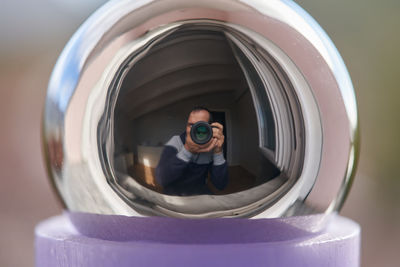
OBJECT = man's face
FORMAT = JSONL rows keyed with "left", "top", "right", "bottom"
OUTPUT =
{"left": 186, "top": 110, "right": 210, "bottom": 135}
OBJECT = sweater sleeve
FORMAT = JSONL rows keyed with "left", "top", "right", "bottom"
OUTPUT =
{"left": 209, "top": 153, "right": 229, "bottom": 190}
{"left": 155, "top": 137, "right": 192, "bottom": 187}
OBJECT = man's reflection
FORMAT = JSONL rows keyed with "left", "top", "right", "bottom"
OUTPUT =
{"left": 155, "top": 107, "right": 228, "bottom": 195}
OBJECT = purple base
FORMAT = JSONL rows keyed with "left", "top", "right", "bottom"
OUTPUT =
{"left": 35, "top": 213, "right": 360, "bottom": 267}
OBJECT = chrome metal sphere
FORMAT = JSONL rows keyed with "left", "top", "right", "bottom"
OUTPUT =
{"left": 43, "top": 0, "right": 358, "bottom": 218}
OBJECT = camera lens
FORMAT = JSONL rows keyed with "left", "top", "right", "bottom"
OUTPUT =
{"left": 191, "top": 121, "right": 212, "bottom": 145}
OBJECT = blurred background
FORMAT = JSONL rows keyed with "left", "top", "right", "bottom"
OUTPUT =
{"left": 0, "top": 0, "right": 398, "bottom": 266}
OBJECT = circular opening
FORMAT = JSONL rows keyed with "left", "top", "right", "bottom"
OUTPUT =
{"left": 191, "top": 122, "right": 213, "bottom": 145}
{"left": 101, "top": 21, "right": 309, "bottom": 217}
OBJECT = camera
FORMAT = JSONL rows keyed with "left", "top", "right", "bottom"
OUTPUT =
{"left": 190, "top": 121, "right": 216, "bottom": 145}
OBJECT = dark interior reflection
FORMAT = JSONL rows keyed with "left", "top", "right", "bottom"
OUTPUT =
{"left": 113, "top": 28, "right": 280, "bottom": 196}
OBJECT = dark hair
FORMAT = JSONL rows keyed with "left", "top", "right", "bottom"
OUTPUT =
{"left": 190, "top": 106, "right": 213, "bottom": 123}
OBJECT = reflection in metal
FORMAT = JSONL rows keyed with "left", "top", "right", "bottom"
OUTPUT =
{"left": 43, "top": 0, "right": 358, "bottom": 219}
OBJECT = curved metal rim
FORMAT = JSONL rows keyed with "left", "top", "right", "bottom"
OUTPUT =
{"left": 43, "top": 0, "right": 358, "bottom": 218}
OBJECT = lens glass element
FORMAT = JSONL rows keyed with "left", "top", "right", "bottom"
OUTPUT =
{"left": 192, "top": 122, "right": 212, "bottom": 144}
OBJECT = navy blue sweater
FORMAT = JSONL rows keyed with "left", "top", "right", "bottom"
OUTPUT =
{"left": 155, "top": 133, "right": 229, "bottom": 195}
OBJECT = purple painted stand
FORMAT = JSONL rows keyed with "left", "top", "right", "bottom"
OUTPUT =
{"left": 35, "top": 212, "right": 360, "bottom": 267}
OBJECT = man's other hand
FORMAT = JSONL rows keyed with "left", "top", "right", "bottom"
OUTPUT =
{"left": 210, "top": 122, "right": 224, "bottom": 154}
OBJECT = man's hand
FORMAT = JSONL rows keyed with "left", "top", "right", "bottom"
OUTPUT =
{"left": 210, "top": 122, "right": 224, "bottom": 154}
{"left": 184, "top": 122, "right": 224, "bottom": 154}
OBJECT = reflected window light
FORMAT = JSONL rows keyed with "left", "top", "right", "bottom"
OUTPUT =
{"left": 143, "top": 158, "right": 151, "bottom": 167}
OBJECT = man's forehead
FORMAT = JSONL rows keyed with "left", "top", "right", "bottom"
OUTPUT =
{"left": 188, "top": 110, "right": 210, "bottom": 122}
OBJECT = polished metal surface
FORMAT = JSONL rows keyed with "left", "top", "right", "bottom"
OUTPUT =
{"left": 43, "top": 0, "right": 358, "bottom": 218}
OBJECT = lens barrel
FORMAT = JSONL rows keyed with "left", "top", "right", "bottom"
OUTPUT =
{"left": 190, "top": 121, "right": 213, "bottom": 145}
